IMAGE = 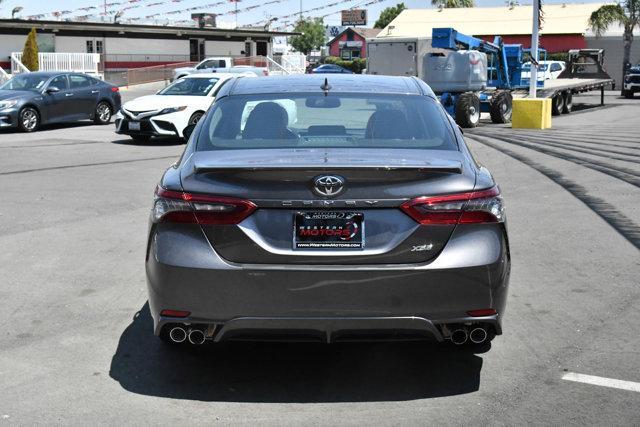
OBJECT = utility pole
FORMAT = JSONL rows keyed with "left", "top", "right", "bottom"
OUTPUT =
{"left": 529, "top": 0, "right": 540, "bottom": 98}
{"left": 104, "top": 0, "right": 107, "bottom": 16}
{"left": 299, "top": 0, "right": 302, "bottom": 20}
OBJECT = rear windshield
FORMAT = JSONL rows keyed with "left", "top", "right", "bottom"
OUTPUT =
{"left": 195, "top": 93, "right": 457, "bottom": 151}
{"left": 158, "top": 77, "right": 219, "bottom": 96}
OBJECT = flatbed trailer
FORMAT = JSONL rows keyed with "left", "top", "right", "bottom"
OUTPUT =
{"left": 532, "top": 78, "right": 615, "bottom": 112}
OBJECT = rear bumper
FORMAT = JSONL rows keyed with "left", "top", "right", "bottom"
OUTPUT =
{"left": 145, "top": 222, "right": 510, "bottom": 341}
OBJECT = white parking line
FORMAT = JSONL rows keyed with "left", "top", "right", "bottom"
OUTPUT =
{"left": 562, "top": 372, "right": 640, "bottom": 393}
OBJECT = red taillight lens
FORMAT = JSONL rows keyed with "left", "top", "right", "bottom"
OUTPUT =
{"left": 160, "top": 309, "right": 191, "bottom": 318}
{"left": 111, "top": 86, "right": 119, "bottom": 92}
{"left": 400, "top": 186, "right": 504, "bottom": 225}
{"left": 153, "top": 187, "right": 256, "bottom": 225}
{"left": 467, "top": 309, "right": 497, "bottom": 317}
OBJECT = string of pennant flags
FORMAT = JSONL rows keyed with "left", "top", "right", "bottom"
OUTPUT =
{"left": 25, "top": 0, "right": 168, "bottom": 20}
{"left": 269, "top": 0, "right": 391, "bottom": 30}
{"left": 25, "top": 0, "right": 391, "bottom": 28}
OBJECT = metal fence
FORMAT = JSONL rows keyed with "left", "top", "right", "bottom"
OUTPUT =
{"left": 125, "top": 61, "right": 196, "bottom": 86}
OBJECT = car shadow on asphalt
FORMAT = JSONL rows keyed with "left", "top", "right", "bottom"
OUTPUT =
{"left": 109, "top": 303, "right": 485, "bottom": 403}
{"left": 0, "top": 121, "right": 96, "bottom": 133}
{"left": 110, "top": 138, "right": 185, "bottom": 146}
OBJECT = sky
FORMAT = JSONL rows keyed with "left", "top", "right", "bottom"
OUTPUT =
{"left": 0, "top": 0, "right": 605, "bottom": 29}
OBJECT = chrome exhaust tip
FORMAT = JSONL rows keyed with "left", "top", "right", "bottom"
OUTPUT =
{"left": 188, "top": 329, "right": 206, "bottom": 345}
{"left": 450, "top": 328, "right": 468, "bottom": 345}
{"left": 469, "top": 327, "right": 488, "bottom": 344}
{"left": 169, "top": 326, "right": 187, "bottom": 343}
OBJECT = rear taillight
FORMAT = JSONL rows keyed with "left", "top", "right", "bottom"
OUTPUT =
{"left": 400, "top": 186, "right": 505, "bottom": 225}
{"left": 111, "top": 86, "right": 119, "bottom": 92}
{"left": 153, "top": 187, "right": 256, "bottom": 225}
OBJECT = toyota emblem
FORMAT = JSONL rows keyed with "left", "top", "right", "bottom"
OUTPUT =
{"left": 313, "top": 175, "right": 345, "bottom": 197}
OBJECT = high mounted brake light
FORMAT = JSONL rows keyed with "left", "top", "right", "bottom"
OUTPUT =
{"left": 153, "top": 187, "right": 256, "bottom": 225}
{"left": 400, "top": 186, "right": 505, "bottom": 225}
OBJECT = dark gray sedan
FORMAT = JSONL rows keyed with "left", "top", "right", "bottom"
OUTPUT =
{"left": 0, "top": 71, "right": 121, "bottom": 132}
{"left": 146, "top": 74, "right": 510, "bottom": 348}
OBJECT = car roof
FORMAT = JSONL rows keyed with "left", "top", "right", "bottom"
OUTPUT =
{"left": 181, "top": 73, "right": 250, "bottom": 79}
{"left": 18, "top": 71, "right": 65, "bottom": 78}
{"left": 228, "top": 74, "right": 428, "bottom": 96}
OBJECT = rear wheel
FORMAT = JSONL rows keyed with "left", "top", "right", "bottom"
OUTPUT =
{"left": 562, "top": 91, "right": 573, "bottom": 114}
{"left": 18, "top": 107, "right": 40, "bottom": 132}
{"left": 489, "top": 91, "right": 513, "bottom": 123}
{"left": 552, "top": 93, "right": 565, "bottom": 116}
{"left": 130, "top": 134, "right": 150, "bottom": 142}
{"left": 455, "top": 92, "right": 480, "bottom": 128}
{"left": 94, "top": 101, "right": 112, "bottom": 124}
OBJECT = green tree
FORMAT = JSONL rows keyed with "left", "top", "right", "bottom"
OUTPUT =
{"left": 21, "top": 27, "right": 39, "bottom": 71}
{"left": 431, "top": 0, "right": 474, "bottom": 8}
{"left": 290, "top": 18, "right": 326, "bottom": 55}
{"left": 374, "top": 3, "right": 406, "bottom": 29}
{"left": 589, "top": 1, "right": 640, "bottom": 91}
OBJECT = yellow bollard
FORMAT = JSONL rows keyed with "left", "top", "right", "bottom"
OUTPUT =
{"left": 511, "top": 98, "right": 552, "bottom": 129}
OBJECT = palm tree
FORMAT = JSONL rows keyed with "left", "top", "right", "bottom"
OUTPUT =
{"left": 431, "top": 0, "right": 474, "bottom": 7}
{"left": 589, "top": 1, "right": 640, "bottom": 92}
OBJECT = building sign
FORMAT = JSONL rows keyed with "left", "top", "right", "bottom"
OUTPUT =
{"left": 326, "top": 25, "right": 347, "bottom": 40}
{"left": 341, "top": 9, "right": 367, "bottom": 26}
{"left": 338, "top": 40, "right": 364, "bottom": 48}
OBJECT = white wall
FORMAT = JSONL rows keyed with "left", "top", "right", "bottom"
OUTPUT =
{"left": 204, "top": 40, "right": 245, "bottom": 56}
{"left": 0, "top": 35, "right": 28, "bottom": 61}
{"left": 55, "top": 36, "right": 88, "bottom": 53}
{"left": 105, "top": 37, "right": 188, "bottom": 55}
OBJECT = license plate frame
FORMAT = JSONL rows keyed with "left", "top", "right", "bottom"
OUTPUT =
{"left": 294, "top": 211, "right": 364, "bottom": 250}
{"left": 128, "top": 121, "right": 141, "bottom": 131}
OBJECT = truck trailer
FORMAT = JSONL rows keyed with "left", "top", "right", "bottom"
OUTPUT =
{"left": 366, "top": 31, "right": 615, "bottom": 127}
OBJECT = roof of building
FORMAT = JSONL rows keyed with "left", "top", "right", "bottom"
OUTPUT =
{"left": 0, "top": 18, "right": 296, "bottom": 38}
{"left": 228, "top": 74, "right": 428, "bottom": 96}
{"left": 327, "top": 27, "right": 382, "bottom": 45}
{"left": 374, "top": 3, "right": 605, "bottom": 39}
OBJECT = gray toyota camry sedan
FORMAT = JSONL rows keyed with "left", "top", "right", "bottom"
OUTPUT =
{"left": 145, "top": 74, "right": 510, "bottom": 348}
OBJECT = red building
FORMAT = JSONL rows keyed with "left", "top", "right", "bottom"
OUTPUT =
{"left": 327, "top": 27, "right": 381, "bottom": 60}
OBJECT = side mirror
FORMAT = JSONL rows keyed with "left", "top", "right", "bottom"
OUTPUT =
{"left": 45, "top": 86, "right": 60, "bottom": 94}
{"left": 183, "top": 123, "right": 197, "bottom": 140}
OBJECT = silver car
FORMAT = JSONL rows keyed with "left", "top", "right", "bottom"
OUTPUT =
{"left": 146, "top": 74, "right": 510, "bottom": 348}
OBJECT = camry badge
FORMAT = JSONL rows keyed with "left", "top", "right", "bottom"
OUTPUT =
{"left": 313, "top": 175, "right": 345, "bottom": 197}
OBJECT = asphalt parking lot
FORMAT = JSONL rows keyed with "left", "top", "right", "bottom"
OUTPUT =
{"left": 0, "top": 89, "right": 639, "bottom": 425}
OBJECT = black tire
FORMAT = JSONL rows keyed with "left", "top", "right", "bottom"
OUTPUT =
{"left": 552, "top": 93, "right": 565, "bottom": 116}
{"left": 489, "top": 91, "right": 513, "bottom": 123}
{"left": 188, "top": 111, "right": 204, "bottom": 125}
{"left": 455, "top": 92, "right": 480, "bottom": 128}
{"left": 94, "top": 101, "right": 112, "bottom": 124}
{"left": 130, "top": 134, "right": 151, "bottom": 142}
{"left": 624, "top": 90, "right": 634, "bottom": 99}
{"left": 18, "top": 106, "right": 40, "bottom": 132}
{"left": 562, "top": 91, "right": 573, "bottom": 114}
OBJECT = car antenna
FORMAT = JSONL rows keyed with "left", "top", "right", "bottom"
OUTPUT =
{"left": 320, "top": 77, "right": 331, "bottom": 97}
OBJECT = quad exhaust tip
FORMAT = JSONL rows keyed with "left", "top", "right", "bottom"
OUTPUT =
{"left": 450, "top": 328, "right": 468, "bottom": 345}
{"left": 469, "top": 327, "right": 488, "bottom": 344}
{"left": 188, "top": 329, "right": 206, "bottom": 345}
{"left": 169, "top": 326, "right": 187, "bottom": 343}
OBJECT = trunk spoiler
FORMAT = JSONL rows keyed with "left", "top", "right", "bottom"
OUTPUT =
{"left": 194, "top": 163, "right": 463, "bottom": 174}
{"left": 192, "top": 151, "right": 464, "bottom": 174}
